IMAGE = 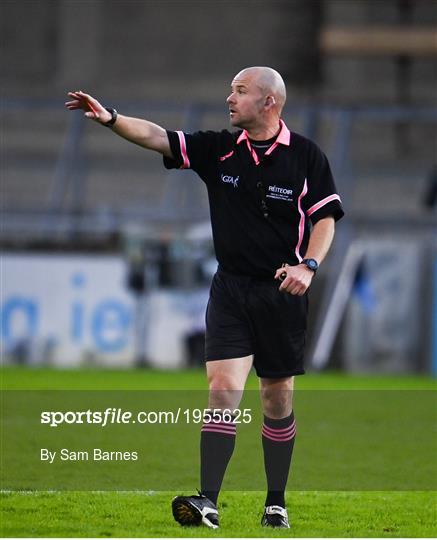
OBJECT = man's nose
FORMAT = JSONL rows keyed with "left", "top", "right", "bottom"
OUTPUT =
{"left": 226, "top": 93, "right": 235, "bottom": 104}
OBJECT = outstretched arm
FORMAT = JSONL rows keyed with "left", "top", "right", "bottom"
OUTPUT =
{"left": 274, "top": 216, "right": 335, "bottom": 295}
{"left": 65, "top": 90, "right": 173, "bottom": 158}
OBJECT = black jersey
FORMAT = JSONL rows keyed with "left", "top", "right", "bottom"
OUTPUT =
{"left": 164, "top": 120, "right": 344, "bottom": 279}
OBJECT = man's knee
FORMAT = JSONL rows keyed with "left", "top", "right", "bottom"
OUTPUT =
{"left": 208, "top": 369, "right": 241, "bottom": 390}
{"left": 208, "top": 373, "right": 243, "bottom": 410}
{"left": 206, "top": 356, "right": 252, "bottom": 410}
{"left": 260, "top": 378, "right": 293, "bottom": 418}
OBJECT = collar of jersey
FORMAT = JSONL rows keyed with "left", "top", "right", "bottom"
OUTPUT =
{"left": 236, "top": 119, "right": 290, "bottom": 164}
{"left": 236, "top": 118, "right": 291, "bottom": 147}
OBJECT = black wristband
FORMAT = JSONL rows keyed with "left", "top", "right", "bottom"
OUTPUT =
{"left": 102, "top": 107, "right": 118, "bottom": 127}
{"left": 301, "top": 258, "right": 318, "bottom": 274}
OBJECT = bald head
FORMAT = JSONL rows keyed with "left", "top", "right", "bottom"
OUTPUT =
{"left": 234, "top": 66, "right": 286, "bottom": 113}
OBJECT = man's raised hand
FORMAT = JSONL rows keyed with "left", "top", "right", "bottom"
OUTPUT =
{"left": 65, "top": 91, "right": 111, "bottom": 123}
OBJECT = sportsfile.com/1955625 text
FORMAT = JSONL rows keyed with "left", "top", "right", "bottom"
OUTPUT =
{"left": 40, "top": 408, "right": 253, "bottom": 427}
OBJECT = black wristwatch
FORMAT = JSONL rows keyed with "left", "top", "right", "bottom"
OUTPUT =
{"left": 301, "top": 258, "right": 318, "bottom": 274}
{"left": 102, "top": 107, "right": 118, "bottom": 127}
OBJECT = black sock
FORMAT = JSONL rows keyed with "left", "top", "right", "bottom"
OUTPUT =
{"left": 200, "top": 411, "right": 236, "bottom": 505}
{"left": 262, "top": 411, "right": 296, "bottom": 508}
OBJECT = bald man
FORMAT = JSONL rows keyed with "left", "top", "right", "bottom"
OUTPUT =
{"left": 66, "top": 67, "right": 344, "bottom": 529}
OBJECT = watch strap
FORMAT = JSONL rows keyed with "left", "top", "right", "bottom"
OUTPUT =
{"left": 302, "top": 258, "right": 318, "bottom": 273}
{"left": 102, "top": 107, "right": 118, "bottom": 127}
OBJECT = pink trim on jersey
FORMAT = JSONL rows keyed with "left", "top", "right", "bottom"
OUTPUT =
{"left": 237, "top": 119, "right": 290, "bottom": 147}
{"left": 295, "top": 179, "right": 308, "bottom": 262}
{"left": 246, "top": 139, "right": 260, "bottom": 165}
{"left": 264, "top": 141, "right": 279, "bottom": 156}
{"left": 236, "top": 131, "right": 246, "bottom": 144}
{"left": 220, "top": 150, "right": 235, "bottom": 161}
{"left": 306, "top": 194, "right": 341, "bottom": 216}
{"left": 276, "top": 119, "right": 291, "bottom": 146}
{"left": 176, "top": 131, "right": 190, "bottom": 169}
{"left": 236, "top": 119, "right": 291, "bottom": 165}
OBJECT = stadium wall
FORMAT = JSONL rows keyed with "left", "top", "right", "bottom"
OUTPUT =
{"left": 1, "top": 253, "right": 209, "bottom": 368}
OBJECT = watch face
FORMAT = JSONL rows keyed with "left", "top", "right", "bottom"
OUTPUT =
{"left": 305, "top": 259, "right": 318, "bottom": 271}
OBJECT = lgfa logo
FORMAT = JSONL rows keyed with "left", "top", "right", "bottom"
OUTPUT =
{"left": 221, "top": 174, "right": 239, "bottom": 188}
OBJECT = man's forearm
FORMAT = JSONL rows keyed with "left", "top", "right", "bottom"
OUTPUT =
{"left": 110, "top": 115, "right": 173, "bottom": 157}
{"left": 275, "top": 216, "right": 335, "bottom": 295}
{"left": 303, "top": 216, "right": 335, "bottom": 264}
{"left": 65, "top": 91, "right": 173, "bottom": 158}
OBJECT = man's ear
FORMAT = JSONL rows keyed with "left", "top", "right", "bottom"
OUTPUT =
{"left": 265, "top": 95, "right": 276, "bottom": 108}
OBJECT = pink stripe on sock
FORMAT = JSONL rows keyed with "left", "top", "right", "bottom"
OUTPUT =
{"left": 262, "top": 420, "right": 296, "bottom": 435}
{"left": 202, "top": 426, "right": 237, "bottom": 436}
{"left": 202, "top": 422, "right": 236, "bottom": 431}
{"left": 262, "top": 426, "right": 296, "bottom": 442}
{"left": 204, "top": 420, "right": 236, "bottom": 427}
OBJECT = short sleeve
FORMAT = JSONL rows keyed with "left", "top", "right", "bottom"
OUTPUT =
{"left": 163, "top": 130, "right": 219, "bottom": 177}
{"left": 304, "top": 142, "right": 344, "bottom": 224}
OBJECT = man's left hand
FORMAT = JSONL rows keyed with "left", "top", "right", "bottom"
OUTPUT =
{"left": 274, "top": 264, "right": 314, "bottom": 295}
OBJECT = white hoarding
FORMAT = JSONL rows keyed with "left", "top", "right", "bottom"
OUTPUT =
{"left": 1, "top": 253, "right": 209, "bottom": 368}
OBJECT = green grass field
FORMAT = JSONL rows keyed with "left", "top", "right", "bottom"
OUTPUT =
{"left": 1, "top": 367, "right": 436, "bottom": 538}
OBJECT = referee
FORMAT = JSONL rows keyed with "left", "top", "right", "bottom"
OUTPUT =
{"left": 66, "top": 66, "right": 344, "bottom": 529}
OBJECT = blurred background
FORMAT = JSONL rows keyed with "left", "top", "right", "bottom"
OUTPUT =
{"left": 1, "top": 0, "right": 436, "bottom": 374}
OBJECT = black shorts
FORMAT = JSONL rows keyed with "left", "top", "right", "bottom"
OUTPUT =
{"left": 205, "top": 269, "right": 308, "bottom": 378}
